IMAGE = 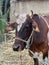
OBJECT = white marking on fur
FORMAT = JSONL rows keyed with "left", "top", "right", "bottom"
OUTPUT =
{"left": 29, "top": 50, "right": 48, "bottom": 65}
{"left": 16, "top": 14, "right": 26, "bottom": 31}
{"left": 33, "top": 52, "right": 39, "bottom": 58}
{"left": 43, "top": 57, "right": 48, "bottom": 65}
{"left": 47, "top": 32, "right": 49, "bottom": 45}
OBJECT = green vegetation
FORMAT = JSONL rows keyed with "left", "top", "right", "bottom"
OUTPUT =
{"left": 0, "top": 12, "right": 7, "bottom": 35}
{"left": 2, "top": 0, "right": 10, "bottom": 22}
{"left": 0, "top": 11, "right": 7, "bottom": 42}
{"left": 0, "top": 0, "right": 10, "bottom": 42}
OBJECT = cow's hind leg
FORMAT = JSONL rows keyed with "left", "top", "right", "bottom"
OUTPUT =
{"left": 43, "top": 51, "right": 48, "bottom": 65}
{"left": 33, "top": 58, "right": 39, "bottom": 65}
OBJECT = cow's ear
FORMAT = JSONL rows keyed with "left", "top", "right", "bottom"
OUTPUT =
{"left": 32, "top": 21, "right": 40, "bottom": 32}
{"left": 34, "top": 26, "right": 40, "bottom": 32}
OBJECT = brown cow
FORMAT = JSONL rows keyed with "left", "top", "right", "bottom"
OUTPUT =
{"left": 12, "top": 13, "right": 49, "bottom": 65}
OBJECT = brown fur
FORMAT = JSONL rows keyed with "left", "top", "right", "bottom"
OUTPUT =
{"left": 30, "top": 14, "right": 48, "bottom": 53}
{"left": 12, "top": 14, "right": 49, "bottom": 65}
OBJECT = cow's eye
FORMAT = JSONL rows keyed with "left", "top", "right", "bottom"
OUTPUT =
{"left": 26, "top": 25, "right": 29, "bottom": 28}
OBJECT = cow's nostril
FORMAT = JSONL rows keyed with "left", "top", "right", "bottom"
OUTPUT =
{"left": 13, "top": 46, "right": 19, "bottom": 51}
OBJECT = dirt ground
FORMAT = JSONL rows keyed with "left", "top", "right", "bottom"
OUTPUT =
{"left": 0, "top": 42, "right": 33, "bottom": 65}
{"left": 0, "top": 42, "right": 49, "bottom": 65}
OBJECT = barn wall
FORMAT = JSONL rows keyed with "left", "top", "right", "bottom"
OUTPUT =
{"left": 10, "top": 0, "right": 49, "bottom": 22}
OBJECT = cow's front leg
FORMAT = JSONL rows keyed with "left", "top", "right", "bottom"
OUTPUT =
{"left": 43, "top": 51, "right": 48, "bottom": 65}
{"left": 33, "top": 52, "right": 39, "bottom": 65}
{"left": 33, "top": 58, "right": 39, "bottom": 65}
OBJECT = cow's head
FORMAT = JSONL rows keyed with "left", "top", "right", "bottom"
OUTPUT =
{"left": 13, "top": 14, "right": 40, "bottom": 51}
